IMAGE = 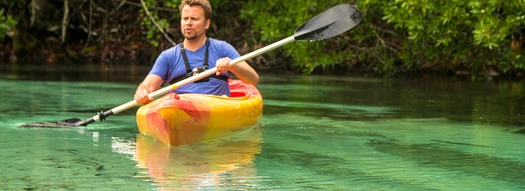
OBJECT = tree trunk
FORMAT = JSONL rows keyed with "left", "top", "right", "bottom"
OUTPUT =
{"left": 61, "top": 0, "right": 69, "bottom": 43}
{"left": 30, "top": 0, "right": 48, "bottom": 30}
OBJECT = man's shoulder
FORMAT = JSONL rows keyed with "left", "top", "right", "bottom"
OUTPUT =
{"left": 162, "top": 44, "right": 181, "bottom": 53}
{"left": 209, "top": 38, "right": 235, "bottom": 50}
{"left": 158, "top": 45, "right": 182, "bottom": 59}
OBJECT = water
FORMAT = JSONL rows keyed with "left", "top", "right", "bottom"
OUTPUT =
{"left": 1, "top": 64, "right": 524, "bottom": 190}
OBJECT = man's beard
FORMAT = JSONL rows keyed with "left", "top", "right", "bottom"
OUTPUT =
{"left": 183, "top": 32, "right": 197, "bottom": 40}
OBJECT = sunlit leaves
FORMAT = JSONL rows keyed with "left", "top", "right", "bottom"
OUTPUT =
{"left": 360, "top": 0, "right": 525, "bottom": 77}
{"left": 0, "top": 9, "right": 17, "bottom": 40}
{"left": 139, "top": 0, "right": 168, "bottom": 47}
{"left": 240, "top": 0, "right": 354, "bottom": 73}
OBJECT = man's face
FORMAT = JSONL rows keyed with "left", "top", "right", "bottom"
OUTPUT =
{"left": 180, "top": 5, "right": 210, "bottom": 40}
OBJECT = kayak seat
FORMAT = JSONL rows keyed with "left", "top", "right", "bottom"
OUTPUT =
{"left": 230, "top": 91, "right": 246, "bottom": 97}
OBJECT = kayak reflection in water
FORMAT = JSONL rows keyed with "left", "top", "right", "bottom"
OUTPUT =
{"left": 132, "top": 126, "right": 263, "bottom": 189}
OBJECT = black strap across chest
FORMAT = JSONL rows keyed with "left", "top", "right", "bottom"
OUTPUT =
{"left": 170, "top": 39, "right": 228, "bottom": 84}
{"left": 181, "top": 39, "right": 210, "bottom": 74}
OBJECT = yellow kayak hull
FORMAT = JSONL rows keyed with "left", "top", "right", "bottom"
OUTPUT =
{"left": 136, "top": 80, "right": 263, "bottom": 146}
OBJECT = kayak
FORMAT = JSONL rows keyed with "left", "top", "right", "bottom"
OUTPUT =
{"left": 136, "top": 80, "right": 263, "bottom": 146}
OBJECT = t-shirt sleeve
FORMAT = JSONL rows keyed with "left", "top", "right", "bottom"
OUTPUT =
{"left": 218, "top": 41, "right": 241, "bottom": 78}
{"left": 221, "top": 42, "right": 241, "bottom": 60}
{"left": 149, "top": 51, "right": 171, "bottom": 82}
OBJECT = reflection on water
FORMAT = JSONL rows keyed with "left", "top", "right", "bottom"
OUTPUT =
{"left": 256, "top": 113, "right": 525, "bottom": 190}
{"left": 369, "top": 138, "right": 525, "bottom": 186}
{"left": 131, "top": 126, "right": 262, "bottom": 190}
{"left": 1, "top": 65, "right": 525, "bottom": 190}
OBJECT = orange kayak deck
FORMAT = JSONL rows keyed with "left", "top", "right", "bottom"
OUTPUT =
{"left": 136, "top": 80, "right": 263, "bottom": 146}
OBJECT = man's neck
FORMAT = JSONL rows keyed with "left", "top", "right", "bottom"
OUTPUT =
{"left": 183, "top": 37, "right": 207, "bottom": 51}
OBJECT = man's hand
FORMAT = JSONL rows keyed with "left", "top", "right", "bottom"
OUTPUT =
{"left": 216, "top": 57, "right": 232, "bottom": 75}
{"left": 134, "top": 88, "right": 153, "bottom": 105}
{"left": 215, "top": 57, "right": 259, "bottom": 85}
{"left": 134, "top": 74, "right": 164, "bottom": 105}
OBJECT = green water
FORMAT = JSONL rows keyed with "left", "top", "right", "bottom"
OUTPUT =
{"left": 1, "top": 65, "right": 524, "bottom": 190}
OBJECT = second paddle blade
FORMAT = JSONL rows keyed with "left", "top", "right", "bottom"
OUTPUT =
{"left": 19, "top": 118, "right": 84, "bottom": 128}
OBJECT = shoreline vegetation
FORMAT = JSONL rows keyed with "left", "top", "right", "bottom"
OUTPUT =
{"left": 1, "top": 0, "right": 524, "bottom": 80}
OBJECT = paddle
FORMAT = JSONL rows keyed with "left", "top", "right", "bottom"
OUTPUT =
{"left": 19, "top": 4, "right": 362, "bottom": 128}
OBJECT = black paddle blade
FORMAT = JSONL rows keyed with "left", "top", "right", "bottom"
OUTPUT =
{"left": 294, "top": 4, "right": 363, "bottom": 41}
{"left": 19, "top": 118, "right": 84, "bottom": 128}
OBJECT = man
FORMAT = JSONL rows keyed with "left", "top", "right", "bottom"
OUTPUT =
{"left": 134, "top": 0, "right": 259, "bottom": 104}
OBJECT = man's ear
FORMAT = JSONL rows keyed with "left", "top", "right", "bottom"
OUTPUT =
{"left": 205, "top": 19, "right": 211, "bottom": 30}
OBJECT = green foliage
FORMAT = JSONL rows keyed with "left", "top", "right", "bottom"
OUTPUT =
{"left": 0, "top": 8, "right": 17, "bottom": 40}
{"left": 3, "top": 0, "right": 525, "bottom": 79}
{"left": 139, "top": 0, "right": 233, "bottom": 47}
{"left": 359, "top": 0, "right": 525, "bottom": 77}
{"left": 240, "top": 0, "right": 357, "bottom": 73}
{"left": 139, "top": 0, "right": 180, "bottom": 47}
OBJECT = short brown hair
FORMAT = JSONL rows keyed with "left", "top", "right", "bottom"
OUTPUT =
{"left": 179, "top": 0, "right": 213, "bottom": 20}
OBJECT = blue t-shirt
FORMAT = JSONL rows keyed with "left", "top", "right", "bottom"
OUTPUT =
{"left": 149, "top": 38, "right": 237, "bottom": 96}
